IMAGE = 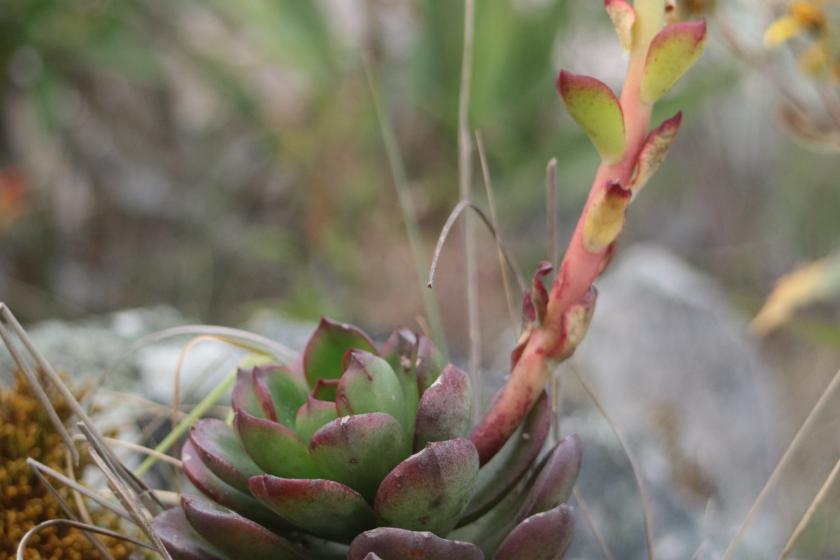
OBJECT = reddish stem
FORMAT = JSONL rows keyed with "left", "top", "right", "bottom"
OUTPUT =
{"left": 470, "top": 38, "right": 655, "bottom": 465}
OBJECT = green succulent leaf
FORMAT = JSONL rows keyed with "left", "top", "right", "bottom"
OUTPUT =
{"left": 249, "top": 475, "right": 375, "bottom": 541}
{"left": 640, "top": 20, "right": 708, "bottom": 104}
{"left": 303, "top": 317, "right": 378, "bottom": 397}
{"left": 556, "top": 70, "right": 626, "bottom": 163}
{"left": 459, "top": 392, "right": 551, "bottom": 525}
{"left": 234, "top": 410, "right": 319, "bottom": 479}
{"left": 415, "top": 335, "right": 447, "bottom": 394}
{"left": 448, "top": 480, "right": 528, "bottom": 557}
{"left": 374, "top": 438, "right": 479, "bottom": 535}
{"left": 336, "top": 350, "right": 410, "bottom": 435}
{"left": 494, "top": 505, "right": 575, "bottom": 560}
{"left": 348, "top": 528, "right": 484, "bottom": 560}
{"left": 413, "top": 364, "right": 472, "bottom": 450}
{"left": 310, "top": 412, "right": 409, "bottom": 501}
{"left": 516, "top": 434, "right": 581, "bottom": 522}
{"left": 232, "top": 367, "right": 269, "bottom": 419}
{"left": 181, "top": 495, "right": 306, "bottom": 560}
{"left": 252, "top": 365, "right": 309, "bottom": 428}
{"left": 153, "top": 507, "right": 229, "bottom": 560}
{"left": 295, "top": 395, "right": 338, "bottom": 444}
{"left": 189, "top": 418, "right": 263, "bottom": 494}
{"left": 181, "top": 439, "right": 278, "bottom": 528}
{"left": 381, "top": 328, "right": 421, "bottom": 425}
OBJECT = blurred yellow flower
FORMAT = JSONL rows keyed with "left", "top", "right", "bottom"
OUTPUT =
{"left": 764, "top": 0, "right": 826, "bottom": 48}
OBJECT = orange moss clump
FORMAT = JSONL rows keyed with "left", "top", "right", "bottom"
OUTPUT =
{"left": 0, "top": 374, "right": 133, "bottom": 559}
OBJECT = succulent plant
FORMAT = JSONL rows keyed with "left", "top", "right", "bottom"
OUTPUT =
{"left": 149, "top": 1, "right": 706, "bottom": 558}
{"left": 151, "top": 318, "right": 581, "bottom": 559}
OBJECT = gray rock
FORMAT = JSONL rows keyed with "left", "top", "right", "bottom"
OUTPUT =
{"left": 562, "top": 244, "right": 781, "bottom": 559}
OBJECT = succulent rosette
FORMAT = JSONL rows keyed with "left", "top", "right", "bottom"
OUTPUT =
{"left": 151, "top": 318, "right": 581, "bottom": 559}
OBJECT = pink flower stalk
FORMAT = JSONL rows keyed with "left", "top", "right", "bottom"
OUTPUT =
{"left": 471, "top": 0, "right": 707, "bottom": 464}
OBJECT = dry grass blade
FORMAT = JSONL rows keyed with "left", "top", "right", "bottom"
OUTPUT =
{"left": 457, "top": 0, "right": 479, "bottom": 420}
{"left": 572, "top": 365, "right": 655, "bottom": 560}
{"left": 574, "top": 487, "right": 617, "bottom": 560}
{"left": 135, "top": 368, "right": 237, "bottom": 477}
{"left": 27, "top": 458, "right": 134, "bottom": 522}
{"left": 77, "top": 422, "right": 164, "bottom": 515}
{"left": 546, "top": 158, "right": 558, "bottom": 267}
{"left": 72, "top": 434, "right": 184, "bottom": 468}
{"left": 475, "top": 130, "right": 518, "bottom": 333}
{"left": 85, "top": 442, "right": 169, "bottom": 558}
{"left": 0, "top": 304, "right": 118, "bottom": 471}
{"left": 16, "top": 519, "right": 158, "bottom": 560}
{"left": 29, "top": 463, "right": 115, "bottom": 560}
{"left": 169, "top": 334, "right": 235, "bottom": 443}
{"left": 105, "top": 438, "right": 184, "bottom": 469}
{"left": 118, "top": 325, "right": 295, "bottom": 371}
{"left": 779, "top": 456, "right": 840, "bottom": 559}
{"left": 65, "top": 449, "right": 95, "bottom": 526}
{"left": 0, "top": 308, "right": 77, "bottom": 462}
{"left": 723, "top": 367, "right": 840, "bottom": 559}
{"left": 428, "top": 199, "right": 525, "bottom": 292}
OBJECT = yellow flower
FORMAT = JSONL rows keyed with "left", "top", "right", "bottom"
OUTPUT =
{"left": 764, "top": 0, "right": 827, "bottom": 48}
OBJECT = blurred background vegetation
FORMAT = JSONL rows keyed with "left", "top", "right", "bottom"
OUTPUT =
{"left": 3, "top": 0, "right": 840, "bottom": 557}
{"left": 0, "top": 0, "right": 836, "bottom": 339}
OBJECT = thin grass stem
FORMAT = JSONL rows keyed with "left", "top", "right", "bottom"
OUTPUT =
{"left": 546, "top": 158, "right": 558, "bottom": 266}
{"left": 779, "top": 456, "right": 840, "bottom": 559}
{"left": 135, "top": 369, "right": 237, "bottom": 477}
{"left": 475, "top": 130, "right": 518, "bottom": 333}
{"left": 572, "top": 364, "right": 655, "bottom": 560}
{"left": 573, "top": 487, "right": 617, "bottom": 560}
{"left": 16, "top": 519, "right": 158, "bottom": 560}
{"left": 362, "top": 58, "right": 448, "bottom": 356}
{"left": 427, "top": 200, "right": 525, "bottom": 292}
{"left": 723, "top": 368, "right": 840, "bottom": 559}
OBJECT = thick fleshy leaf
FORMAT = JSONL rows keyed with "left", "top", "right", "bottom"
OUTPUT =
{"left": 348, "top": 528, "right": 484, "bottom": 560}
{"left": 630, "top": 112, "right": 682, "bottom": 195}
{"left": 640, "top": 20, "right": 708, "bottom": 104}
{"left": 310, "top": 412, "right": 409, "bottom": 501}
{"left": 582, "top": 180, "right": 631, "bottom": 253}
{"left": 414, "top": 364, "right": 472, "bottom": 449}
{"left": 336, "top": 350, "right": 409, "bottom": 434}
{"left": 249, "top": 474, "right": 375, "bottom": 541}
{"left": 605, "top": 0, "right": 636, "bottom": 50}
{"left": 448, "top": 481, "right": 528, "bottom": 557}
{"left": 232, "top": 367, "right": 266, "bottom": 419}
{"left": 517, "top": 434, "right": 582, "bottom": 521}
{"left": 303, "top": 317, "right": 377, "bottom": 397}
{"left": 181, "top": 495, "right": 305, "bottom": 560}
{"left": 295, "top": 395, "right": 338, "bottom": 444}
{"left": 311, "top": 378, "right": 340, "bottom": 401}
{"left": 252, "top": 364, "right": 309, "bottom": 428}
{"left": 181, "top": 439, "right": 277, "bottom": 527}
{"left": 152, "top": 507, "right": 228, "bottom": 560}
{"left": 556, "top": 71, "right": 625, "bottom": 163}
{"left": 459, "top": 392, "right": 551, "bottom": 525}
{"left": 415, "top": 335, "right": 447, "bottom": 394}
{"left": 375, "top": 438, "right": 479, "bottom": 535}
{"left": 380, "top": 328, "right": 418, "bottom": 370}
{"left": 363, "top": 554, "right": 383, "bottom": 560}
{"left": 381, "top": 328, "right": 421, "bottom": 422}
{"left": 234, "top": 410, "right": 319, "bottom": 479}
{"left": 494, "top": 505, "right": 575, "bottom": 560}
{"left": 189, "top": 418, "right": 262, "bottom": 494}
